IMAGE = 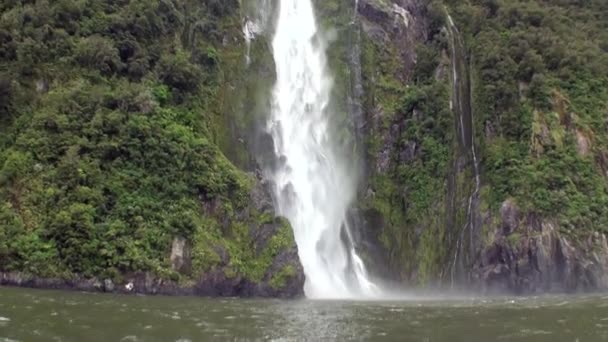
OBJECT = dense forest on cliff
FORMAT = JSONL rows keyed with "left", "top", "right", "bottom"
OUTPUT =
{"left": 451, "top": 0, "right": 608, "bottom": 227}
{"left": 354, "top": 0, "right": 608, "bottom": 289}
{"left": 0, "top": 0, "right": 607, "bottom": 294}
{"left": 0, "top": 0, "right": 302, "bottom": 294}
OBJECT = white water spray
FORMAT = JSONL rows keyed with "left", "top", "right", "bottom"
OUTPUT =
{"left": 267, "top": 0, "right": 377, "bottom": 299}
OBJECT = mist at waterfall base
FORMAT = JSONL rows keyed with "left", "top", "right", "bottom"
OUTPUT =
{"left": 265, "top": 0, "right": 377, "bottom": 299}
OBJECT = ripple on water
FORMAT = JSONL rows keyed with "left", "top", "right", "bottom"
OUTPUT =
{"left": 0, "top": 317, "right": 9, "bottom": 327}
{"left": 519, "top": 329, "right": 553, "bottom": 336}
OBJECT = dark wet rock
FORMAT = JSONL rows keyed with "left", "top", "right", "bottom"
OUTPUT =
{"left": 354, "top": 0, "right": 434, "bottom": 287}
{"left": 500, "top": 199, "right": 520, "bottom": 235}
{"left": 473, "top": 200, "right": 608, "bottom": 294}
{"left": 376, "top": 149, "right": 391, "bottom": 173}
{"left": 196, "top": 170, "right": 304, "bottom": 298}
{"left": 170, "top": 236, "right": 192, "bottom": 274}
{"left": 256, "top": 132, "right": 278, "bottom": 171}
{"left": 358, "top": 0, "right": 428, "bottom": 82}
{"left": 191, "top": 223, "right": 304, "bottom": 299}
{"left": 250, "top": 171, "right": 276, "bottom": 214}
{"left": 103, "top": 279, "right": 115, "bottom": 292}
{"left": 356, "top": 207, "right": 397, "bottom": 283}
{"left": 359, "top": 0, "right": 430, "bottom": 178}
{"left": 0, "top": 272, "right": 108, "bottom": 293}
{"left": 374, "top": 119, "right": 403, "bottom": 173}
{"left": 398, "top": 141, "right": 417, "bottom": 163}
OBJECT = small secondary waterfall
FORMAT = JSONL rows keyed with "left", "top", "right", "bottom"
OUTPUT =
{"left": 267, "top": 0, "right": 377, "bottom": 299}
{"left": 446, "top": 12, "right": 481, "bottom": 287}
{"left": 349, "top": 0, "right": 365, "bottom": 149}
{"left": 242, "top": 0, "right": 271, "bottom": 66}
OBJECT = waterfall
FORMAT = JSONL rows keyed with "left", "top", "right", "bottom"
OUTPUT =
{"left": 446, "top": 12, "right": 481, "bottom": 287}
{"left": 243, "top": 20, "right": 254, "bottom": 66}
{"left": 266, "top": 0, "right": 377, "bottom": 299}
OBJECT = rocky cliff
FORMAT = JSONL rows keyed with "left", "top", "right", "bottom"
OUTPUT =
{"left": 341, "top": 0, "right": 608, "bottom": 294}
{"left": 0, "top": 0, "right": 606, "bottom": 297}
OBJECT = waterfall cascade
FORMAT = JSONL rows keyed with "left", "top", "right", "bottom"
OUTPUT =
{"left": 446, "top": 12, "right": 481, "bottom": 286}
{"left": 266, "top": 0, "right": 377, "bottom": 299}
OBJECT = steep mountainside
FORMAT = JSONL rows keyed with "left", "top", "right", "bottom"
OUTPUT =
{"left": 0, "top": 0, "right": 607, "bottom": 296}
{"left": 0, "top": 0, "right": 303, "bottom": 297}
{"left": 345, "top": 0, "right": 608, "bottom": 293}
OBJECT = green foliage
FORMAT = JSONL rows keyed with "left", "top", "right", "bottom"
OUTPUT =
{"left": 313, "top": 0, "right": 361, "bottom": 156}
{"left": 360, "top": 0, "right": 608, "bottom": 284}
{"left": 0, "top": 150, "right": 32, "bottom": 186}
{"left": 269, "top": 265, "right": 296, "bottom": 290}
{"left": 157, "top": 51, "right": 203, "bottom": 95}
{"left": 75, "top": 35, "right": 122, "bottom": 74}
{"left": 359, "top": 11, "right": 454, "bottom": 281}
{"left": 0, "top": 0, "right": 287, "bottom": 283}
{"left": 447, "top": 0, "right": 608, "bottom": 233}
{"left": 412, "top": 43, "right": 441, "bottom": 84}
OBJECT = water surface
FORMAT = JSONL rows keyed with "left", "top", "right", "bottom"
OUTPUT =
{"left": 1, "top": 287, "right": 607, "bottom": 341}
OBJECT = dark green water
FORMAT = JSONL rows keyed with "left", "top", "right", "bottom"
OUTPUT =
{"left": 1, "top": 287, "right": 607, "bottom": 341}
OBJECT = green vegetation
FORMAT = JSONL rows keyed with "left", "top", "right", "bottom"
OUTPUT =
{"left": 356, "top": 0, "right": 608, "bottom": 284}
{"left": 313, "top": 0, "right": 363, "bottom": 159}
{"left": 1, "top": 0, "right": 606, "bottom": 292}
{"left": 0, "top": 0, "right": 295, "bottom": 286}
{"left": 269, "top": 264, "right": 297, "bottom": 290}
{"left": 446, "top": 0, "right": 608, "bottom": 231}
{"left": 357, "top": 0, "right": 455, "bottom": 283}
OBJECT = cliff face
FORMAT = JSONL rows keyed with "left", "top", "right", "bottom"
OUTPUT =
{"left": 0, "top": 0, "right": 303, "bottom": 297}
{"left": 351, "top": 0, "right": 455, "bottom": 286}
{"left": 474, "top": 200, "right": 608, "bottom": 293}
{"left": 1, "top": 0, "right": 607, "bottom": 297}
{"left": 343, "top": 0, "right": 608, "bottom": 293}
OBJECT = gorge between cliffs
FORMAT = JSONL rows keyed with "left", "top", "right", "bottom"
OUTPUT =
{"left": 1, "top": 0, "right": 608, "bottom": 301}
